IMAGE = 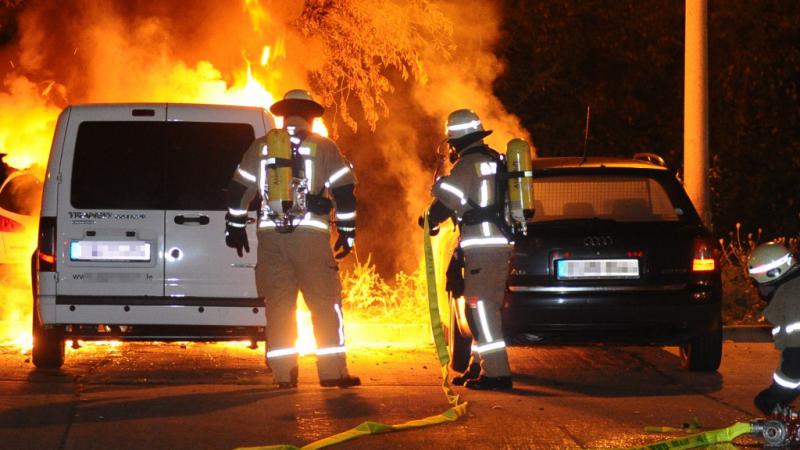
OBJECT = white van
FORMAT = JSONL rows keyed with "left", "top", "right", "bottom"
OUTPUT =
{"left": 32, "top": 104, "right": 272, "bottom": 368}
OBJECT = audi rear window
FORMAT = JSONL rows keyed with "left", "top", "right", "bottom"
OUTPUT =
{"left": 531, "top": 174, "right": 684, "bottom": 223}
{"left": 71, "top": 121, "right": 255, "bottom": 210}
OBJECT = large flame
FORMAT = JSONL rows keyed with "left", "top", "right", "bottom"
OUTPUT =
{"left": 1, "top": 0, "right": 524, "bottom": 359}
{"left": 0, "top": 27, "right": 379, "bottom": 356}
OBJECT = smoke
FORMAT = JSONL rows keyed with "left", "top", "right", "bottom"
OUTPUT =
{"left": 336, "top": 0, "right": 530, "bottom": 274}
{"left": 0, "top": 0, "right": 526, "bottom": 278}
{"left": 414, "top": 1, "right": 529, "bottom": 151}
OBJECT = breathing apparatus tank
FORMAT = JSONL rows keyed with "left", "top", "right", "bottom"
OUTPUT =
{"left": 265, "top": 128, "right": 293, "bottom": 213}
{"left": 261, "top": 128, "right": 311, "bottom": 233}
{"left": 505, "top": 138, "right": 535, "bottom": 233}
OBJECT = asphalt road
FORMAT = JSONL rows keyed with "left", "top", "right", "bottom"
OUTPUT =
{"left": 0, "top": 338, "right": 777, "bottom": 449}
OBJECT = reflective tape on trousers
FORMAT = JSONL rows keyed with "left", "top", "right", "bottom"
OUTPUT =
{"left": 232, "top": 212, "right": 467, "bottom": 450}
{"left": 627, "top": 422, "right": 753, "bottom": 450}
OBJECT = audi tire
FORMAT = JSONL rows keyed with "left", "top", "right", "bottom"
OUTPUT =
{"left": 680, "top": 321, "right": 722, "bottom": 372}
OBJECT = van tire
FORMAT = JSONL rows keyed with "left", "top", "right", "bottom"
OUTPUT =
{"left": 32, "top": 311, "right": 65, "bottom": 369}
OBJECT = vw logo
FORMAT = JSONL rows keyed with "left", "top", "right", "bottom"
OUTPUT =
{"left": 584, "top": 235, "right": 613, "bottom": 247}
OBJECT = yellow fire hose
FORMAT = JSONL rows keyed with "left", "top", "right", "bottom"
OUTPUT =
{"left": 625, "top": 422, "right": 753, "bottom": 450}
{"left": 235, "top": 215, "right": 467, "bottom": 450}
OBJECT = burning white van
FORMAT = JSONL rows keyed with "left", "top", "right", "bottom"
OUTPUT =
{"left": 32, "top": 104, "right": 271, "bottom": 368}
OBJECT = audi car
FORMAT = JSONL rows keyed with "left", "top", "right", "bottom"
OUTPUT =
{"left": 448, "top": 154, "right": 722, "bottom": 372}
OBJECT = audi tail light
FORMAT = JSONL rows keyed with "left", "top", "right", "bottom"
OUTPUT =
{"left": 37, "top": 216, "right": 56, "bottom": 271}
{"left": 692, "top": 237, "right": 717, "bottom": 272}
{"left": 0, "top": 214, "right": 23, "bottom": 232}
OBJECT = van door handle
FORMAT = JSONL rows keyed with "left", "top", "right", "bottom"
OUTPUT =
{"left": 174, "top": 215, "right": 210, "bottom": 225}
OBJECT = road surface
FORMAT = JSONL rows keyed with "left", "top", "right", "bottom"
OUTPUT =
{"left": 0, "top": 337, "right": 775, "bottom": 449}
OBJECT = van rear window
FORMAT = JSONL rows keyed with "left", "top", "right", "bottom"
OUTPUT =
{"left": 71, "top": 121, "right": 255, "bottom": 210}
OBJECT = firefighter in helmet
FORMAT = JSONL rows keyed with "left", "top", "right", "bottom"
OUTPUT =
{"left": 224, "top": 89, "right": 360, "bottom": 389}
{"left": 421, "top": 109, "right": 514, "bottom": 390}
{"left": 749, "top": 241, "right": 800, "bottom": 414}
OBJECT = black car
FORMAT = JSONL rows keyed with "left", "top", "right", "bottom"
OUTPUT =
{"left": 447, "top": 154, "right": 722, "bottom": 372}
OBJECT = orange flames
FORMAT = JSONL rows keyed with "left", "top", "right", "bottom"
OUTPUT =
{"left": 0, "top": 3, "right": 387, "bottom": 355}
{"left": 1, "top": 0, "right": 530, "bottom": 359}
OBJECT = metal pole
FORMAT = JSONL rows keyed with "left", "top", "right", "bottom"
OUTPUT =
{"left": 684, "top": 0, "right": 711, "bottom": 227}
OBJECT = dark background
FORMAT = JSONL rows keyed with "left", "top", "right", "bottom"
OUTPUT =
{"left": 493, "top": 0, "right": 799, "bottom": 239}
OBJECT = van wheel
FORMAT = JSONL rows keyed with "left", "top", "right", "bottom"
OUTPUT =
{"left": 680, "top": 322, "right": 722, "bottom": 372}
{"left": 448, "top": 297, "right": 472, "bottom": 373}
{"left": 32, "top": 311, "right": 65, "bottom": 369}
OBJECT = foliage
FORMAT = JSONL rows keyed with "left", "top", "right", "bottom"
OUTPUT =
{"left": 296, "top": 0, "right": 453, "bottom": 135}
{"left": 719, "top": 223, "right": 764, "bottom": 323}
{"left": 341, "top": 256, "right": 427, "bottom": 324}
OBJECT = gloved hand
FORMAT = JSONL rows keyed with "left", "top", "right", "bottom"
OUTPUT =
{"left": 334, "top": 223, "right": 355, "bottom": 259}
{"left": 416, "top": 215, "right": 440, "bottom": 236}
{"left": 225, "top": 214, "right": 250, "bottom": 258}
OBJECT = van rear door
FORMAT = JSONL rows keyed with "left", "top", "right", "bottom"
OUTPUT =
{"left": 162, "top": 105, "right": 267, "bottom": 299}
{"left": 58, "top": 105, "right": 167, "bottom": 298}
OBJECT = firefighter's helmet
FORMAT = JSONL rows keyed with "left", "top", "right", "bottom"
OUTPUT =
{"left": 748, "top": 241, "right": 798, "bottom": 285}
{"left": 445, "top": 109, "right": 488, "bottom": 140}
{"left": 270, "top": 89, "right": 325, "bottom": 118}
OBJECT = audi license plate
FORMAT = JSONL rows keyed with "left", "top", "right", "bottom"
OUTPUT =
{"left": 556, "top": 259, "right": 639, "bottom": 280}
{"left": 70, "top": 240, "right": 152, "bottom": 262}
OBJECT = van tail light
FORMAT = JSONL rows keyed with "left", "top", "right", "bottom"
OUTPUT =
{"left": 692, "top": 236, "right": 717, "bottom": 272}
{"left": 37, "top": 216, "right": 57, "bottom": 271}
{"left": 0, "top": 214, "right": 23, "bottom": 232}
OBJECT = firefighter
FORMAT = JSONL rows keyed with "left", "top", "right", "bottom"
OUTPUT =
{"left": 224, "top": 89, "right": 360, "bottom": 389}
{"left": 421, "top": 108, "right": 513, "bottom": 390}
{"left": 749, "top": 241, "right": 800, "bottom": 414}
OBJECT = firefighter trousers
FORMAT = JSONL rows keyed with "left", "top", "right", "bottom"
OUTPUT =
{"left": 256, "top": 228, "right": 351, "bottom": 384}
{"left": 463, "top": 245, "right": 512, "bottom": 378}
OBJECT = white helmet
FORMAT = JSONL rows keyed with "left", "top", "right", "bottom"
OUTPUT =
{"left": 748, "top": 241, "right": 797, "bottom": 285}
{"left": 445, "top": 109, "right": 485, "bottom": 140}
{"left": 270, "top": 89, "right": 325, "bottom": 118}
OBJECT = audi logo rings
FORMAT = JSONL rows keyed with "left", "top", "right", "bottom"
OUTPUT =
{"left": 584, "top": 235, "right": 614, "bottom": 246}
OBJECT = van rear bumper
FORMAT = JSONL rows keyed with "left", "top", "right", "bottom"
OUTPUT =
{"left": 53, "top": 295, "right": 266, "bottom": 327}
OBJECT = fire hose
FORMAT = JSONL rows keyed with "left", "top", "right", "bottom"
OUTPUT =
{"left": 630, "top": 406, "right": 800, "bottom": 449}
{"left": 234, "top": 214, "right": 467, "bottom": 450}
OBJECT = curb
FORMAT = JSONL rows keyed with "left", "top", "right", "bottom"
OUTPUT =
{"left": 722, "top": 325, "right": 772, "bottom": 343}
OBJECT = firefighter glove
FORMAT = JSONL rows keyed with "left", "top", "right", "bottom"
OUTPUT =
{"left": 334, "top": 222, "right": 355, "bottom": 259}
{"left": 225, "top": 213, "right": 250, "bottom": 258}
{"left": 417, "top": 215, "right": 441, "bottom": 236}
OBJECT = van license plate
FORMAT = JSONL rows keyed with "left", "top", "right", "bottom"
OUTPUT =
{"left": 70, "top": 240, "right": 151, "bottom": 262}
{"left": 556, "top": 259, "right": 639, "bottom": 280}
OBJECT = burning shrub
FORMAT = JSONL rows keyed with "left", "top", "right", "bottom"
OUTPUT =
{"left": 341, "top": 255, "right": 427, "bottom": 324}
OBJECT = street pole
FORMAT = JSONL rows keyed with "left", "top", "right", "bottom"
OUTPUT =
{"left": 684, "top": 0, "right": 711, "bottom": 227}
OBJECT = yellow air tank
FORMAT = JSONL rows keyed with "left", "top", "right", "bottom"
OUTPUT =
{"left": 506, "top": 138, "right": 535, "bottom": 226}
{"left": 265, "top": 128, "right": 293, "bottom": 213}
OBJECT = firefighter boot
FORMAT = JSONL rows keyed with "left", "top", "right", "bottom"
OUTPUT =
{"left": 277, "top": 367, "right": 299, "bottom": 390}
{"left": 452, "top": 361, "right": 481, "bottom": 386}
{"left": 464, "top": 375, "right": 513, "bottom": 391}
{"left": 320, "top": 375, "right": 361, "bottom": 388}
{"left": 755, "top": 383, "right": 799, "bottom": 415}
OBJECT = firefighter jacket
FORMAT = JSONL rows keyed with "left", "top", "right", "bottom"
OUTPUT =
{"left": 431, "top": 145, "right": 511, "bottom": 249}
{"left": 227, "top": 130, "right": 356, "bottom": 234}
{"left": 765, "top": 272, "right": 800, "bottom": 351}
